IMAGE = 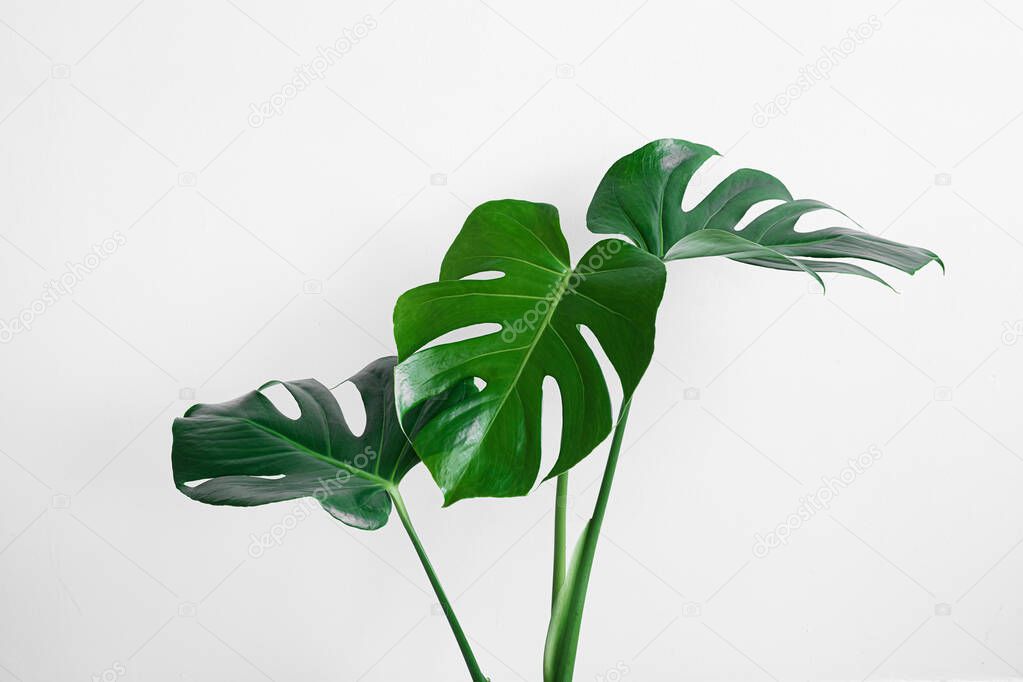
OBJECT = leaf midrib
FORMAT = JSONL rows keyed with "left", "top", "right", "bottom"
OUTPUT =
{"left": 235, "top": 417, "right": 395, "bottom": 490}
{"left": 471, "top": 268, "right": 574, "bottom": 458}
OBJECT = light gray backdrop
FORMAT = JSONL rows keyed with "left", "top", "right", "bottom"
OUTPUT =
{"left": 1, "top": 0, "right": 1020, "bottom": 680}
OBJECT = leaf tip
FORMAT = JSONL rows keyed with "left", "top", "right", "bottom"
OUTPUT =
{"left": 910, "top": 251, "right": 944, "bottom": 276}
{"left": 808, "top": 269, "right": 826, "bottom": 294}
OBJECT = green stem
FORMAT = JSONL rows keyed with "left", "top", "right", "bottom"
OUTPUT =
{"left": 544, "top": 399, "right": 633, "bottom": 682}
{"left": 552, "top": 473, "right": 569, "bottom": 607}
{"left": 389, "top": 488, "right": 488, "bottom": 682}
{"left": 574, "top": 399, "right": 631, "bottom": 598}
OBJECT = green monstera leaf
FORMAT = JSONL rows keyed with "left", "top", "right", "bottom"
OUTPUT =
{"left": 587, "top": 138, "right": 942, "bottom": 288}
{"left": 172, "top": 356, "right": 459, "bottom": 530}
{"left": 393, "top": 199, "right": 666, "bottom": 504}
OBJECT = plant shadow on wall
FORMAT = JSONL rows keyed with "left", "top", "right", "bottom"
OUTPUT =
{"left": 171, "top": 139, "right": 942, "bottom": 682}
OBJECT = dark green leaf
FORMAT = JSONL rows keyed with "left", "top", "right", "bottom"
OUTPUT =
{"left": 393, "top": 199, "right": 666, "bottom": 504}
{"left": 171, "top": 356, "right": 452, "bottom": 530}
{"left": 733, "top": 255, "right": 894, "bottom": 290}
{"left": 587, "top": 139, "right": 942, "bottom": 288}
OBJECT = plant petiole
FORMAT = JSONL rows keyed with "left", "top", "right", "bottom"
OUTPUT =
{"left": 388, "top": 487, "right": 488, "bottom": 682}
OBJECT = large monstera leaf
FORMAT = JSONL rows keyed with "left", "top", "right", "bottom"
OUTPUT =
{"left": 393, "top": 199, "right": 666, "bottom": 504}
{"left": 172, "top": 356, "right": 456, "bottom": 530}
{"left": 587, "top": 138, "right": 942, "bottom": 288}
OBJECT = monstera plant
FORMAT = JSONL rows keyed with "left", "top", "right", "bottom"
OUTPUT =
{"left": 172, "top": 138, "right": 942, "bottom": 681}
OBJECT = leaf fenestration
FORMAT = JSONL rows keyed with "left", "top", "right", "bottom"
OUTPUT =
{"left": 587, "top": 138, "right": 942, "bottom": 288}
{"left": 172, "top": 356, "right": 455, "bottom": 530}
{"left": 393, "top": 199, "right": 666, "bottom": 503}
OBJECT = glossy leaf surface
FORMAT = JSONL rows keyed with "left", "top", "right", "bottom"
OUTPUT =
{"left": 393, "top": 199, "right": 666, "bottom": 504}
{"left": 172, "top": 356, "right": 448, "bottom": 530}
{"left": 587, "top": 138, "right": 942, "bottom": 288}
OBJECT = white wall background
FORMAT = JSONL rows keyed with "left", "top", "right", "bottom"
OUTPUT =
{"left": 1, "top": 1, "right": 1021, "bottom": 680}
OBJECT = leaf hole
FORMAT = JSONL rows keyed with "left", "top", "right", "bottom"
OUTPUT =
{"left": 260, "top": 383, "right": 301, "bottom": 420}
{"left": 418, "top": 323, "right": 503, "bottom": 353}
{"left": 733, "top": 199, "right": 786, "bottom": 231}
{"left": 578, "top": 324, "right": 624, "bottom": 421}
{"left": 791, "top": 206, "right": 856, "bottom": 233}
{"left": 680, "top": 154, "right": 734, "bottom": 210}
{"left": 182, "top": 478, "right": 212, "bottom": 488}
{"left": 460, "top": 270, "right": 504, "bottom": 281}
{"left": 472, "top": 376, "right": 487, "bottom": 391}
{"left": 538, "top": 375, "right": 563, "bottom": 483}
{"left": 331, "top": 380, "right": 367, "bottom": 437}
